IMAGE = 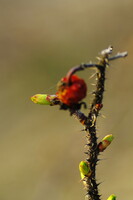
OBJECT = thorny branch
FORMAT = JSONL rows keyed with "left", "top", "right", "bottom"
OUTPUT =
{"left": 70, "top": 47, "right": 127, "bottom": 200}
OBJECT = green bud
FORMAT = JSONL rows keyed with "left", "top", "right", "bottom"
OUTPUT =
{"left": 79, "top": 161, "right": 90, "bottom": 179}
{"left": 31, "top": 94, "right": 58, "bottom": 105}
{"left": 107, "top": 194, "right": 116, "bottom": 200}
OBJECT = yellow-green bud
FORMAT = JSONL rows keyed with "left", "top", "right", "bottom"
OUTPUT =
{"left": 79, "top": 161, "right": 90, "bottom": 179}
{"left": 98, "top": 134, "right": 114, "bottom": 152}
{"left": 31, "top": 94, "right": 58, "bottom": 105}
{"left": 107, "top": 194, "right": 116, "bottom": 200}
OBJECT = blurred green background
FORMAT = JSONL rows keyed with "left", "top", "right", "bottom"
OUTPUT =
{"left": 0, "top": 0, "right": 133, "bottom": 199}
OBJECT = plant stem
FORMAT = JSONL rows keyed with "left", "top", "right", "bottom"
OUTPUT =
{"left": 70, "top": 47, "right": 128, "bottom": 200}
{"left": 85, "top": 58, "right": 107, "bottom": 200}
{"left": 83, "top": 48, "right": 127, "bottom": 200}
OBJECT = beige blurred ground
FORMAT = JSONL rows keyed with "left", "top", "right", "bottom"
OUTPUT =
{"left": 0, "top": 0, "right": 133, "bottom": 199}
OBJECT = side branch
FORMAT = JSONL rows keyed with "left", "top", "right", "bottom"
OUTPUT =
{"left": 72, "top": 110, "right": 88, "bottom": 126}
{"left": 109, "top": 51, "right": 128, "bottom": 61}
{"left": 66, "top": 63, "right": 102, "bottom": 82}
{"left": 66, "top": 47, "right": 127, "bottom": 83}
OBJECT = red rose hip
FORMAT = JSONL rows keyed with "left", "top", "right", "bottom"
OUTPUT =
{"left": 56, "top": 75, "right": 87, "bottom": 106}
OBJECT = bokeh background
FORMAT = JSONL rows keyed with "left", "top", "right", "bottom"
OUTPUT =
{"left": 0, "top": 0, "right": 133, "bottom": 199}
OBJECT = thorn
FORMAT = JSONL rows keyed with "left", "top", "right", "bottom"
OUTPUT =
{"left": 96, "top": 158, "right": 101, "bottom": 162}
{"left": 80, "top": 129, "right": 86, "bottom": 132}
{"left": 101, "top": 114, "right": 106, "bottom": 118}
{"left": 96, "top": 56, "right": 102, "bottom": 61}
{"left": 85, "top": 142, "right": 91, "bottom": 146}
{"left": 91, "top": 83, "right": 96, "bottom": 86}
{"left": 84, "top": 151, "right": 89, "bottom": 155}
{"left": 97, "top": 182, "right": 101, "bottom": 186}
{"left": 105, "top": 58, "right": 109, "bottom": 64}
{"left": 98, "top": 194, "right": 102, "bottom": 198}
{"left": 85, "top": 143, "right": 91, "bottom": 146}
{"left": 84, "top": 144, "right": 90, "bottom": 148}
{"left": 86, "top": 158, "right": 91, "bottom": 162}
{"left": 92, "top": 91, "right": 96, "bottom": 95}
{"left": 89, "top": 72, "right": 97, "bottom": 79}
{"left": 88, "top": 91, "right": 95, "bottom": 95}
{"left": 85, "top": 194, "right": 91, "bottom": 200}
{"left": 98, "top": 157, "right": 108, "bottom": 161}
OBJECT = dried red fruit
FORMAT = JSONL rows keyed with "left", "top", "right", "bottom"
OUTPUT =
{"left": 56, "top": 75, "right": 87, "bottom": 106}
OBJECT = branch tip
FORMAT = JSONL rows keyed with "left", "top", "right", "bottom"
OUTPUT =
{"left": 109, "top": 51, "right": 128, "bottom": 61}
{"left": 101, "top": 46, "right": 113, "bottom": 56}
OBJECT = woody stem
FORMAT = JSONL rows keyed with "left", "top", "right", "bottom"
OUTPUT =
{"left": 85, "top": 63, "right": 106, "bottom": 200}
{"left": 83, "top": 48, "right": 127, "bottom": 200}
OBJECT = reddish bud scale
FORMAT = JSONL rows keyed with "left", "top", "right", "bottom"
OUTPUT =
{"left": 56, "top": 75, "right": 87, "bottom": 106}
{"left": 98, "top": 140, "right": 111, "bottom": 152}
{"left": 95, "top": 103, "right": 103, "bottom": 110}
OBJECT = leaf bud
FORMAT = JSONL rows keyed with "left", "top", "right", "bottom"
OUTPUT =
{"left": 107, "top": 194, "right": 116, "bottom": 200}
{"left": 79, "top": 161, "right": 90, "bottom": 179}
{"left": 98, "top": 134, "right": 114, "bottom": 152}
{"left": 31, "top": 94, "right": 59, "bottom": 105}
